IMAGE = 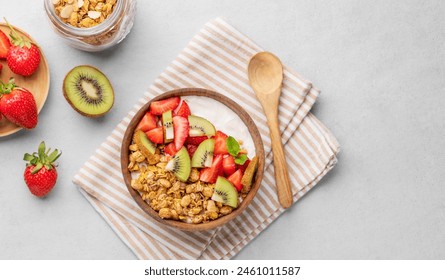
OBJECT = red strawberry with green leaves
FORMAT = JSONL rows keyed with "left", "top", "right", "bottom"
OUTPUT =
{"left": 0, "top": 29, "right": 11, "bottom": 58}
{"left": 4, "top": 19, "right": 41, "bottom": 77}
{"left": 23, "top": 142, "right": 62, "bottom": 197}
{"left": 0, "top": 78, "right": 38, "bottom": 129}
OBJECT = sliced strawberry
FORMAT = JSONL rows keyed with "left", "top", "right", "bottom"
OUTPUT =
{"left": 150, "top": 97, "right": 180, "bottom": 115}
{"left": 145, "top": 127, "right": 164, "bottom": 144}
{"left": 0, "top": 30, "right": 11, "bottom": 59}
{"left": 172, "top": 116, "right": 189, "bottom": 150}
{"left": 218, "top": 166, "right": 224, "bottom": 177}
{"left": 137, "top": 112, "right": 157, "bottom": 132}
{"left": 164, "top": 142, "right": 177, "bottom": 156}
{"left": 175, "top": 100, "right": 191, "bottom": 118}
{"left": 237, "top": 159, "right": 251, "bottom": 173}
{"left": 186, "top": 136, "right": 208, "bottom": 146}
{"left": 200, "top": 154, "right": 223, "bottom": 183}
{"left": 186, "top": 144, "right": 197, "bottom": 158}
{"left": 214, "top": 131, "right": 229, "bottom": 155}
{"left": 228, "top": 169, "right": 243, "bottom": 191}
{"left": 222, "top": 155, "right": 236, "bottom": 176}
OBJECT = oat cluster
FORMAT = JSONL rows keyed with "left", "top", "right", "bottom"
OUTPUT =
{"left": 53, "top": 0, "right": 117, "bottom": 28}
{"left": 128, "top": 143, "right": 235, "bottom": 224}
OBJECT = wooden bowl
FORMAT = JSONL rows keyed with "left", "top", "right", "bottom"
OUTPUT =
{"left": 0, "top": 23, "right": 50, "bottom": 137}
{"left": 121, "top": 88, "right": 265, "bottom": 231}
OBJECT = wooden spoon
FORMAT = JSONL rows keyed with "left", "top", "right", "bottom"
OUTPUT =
{"left": 248, "top": 52, "right": 293, "bottom": 208}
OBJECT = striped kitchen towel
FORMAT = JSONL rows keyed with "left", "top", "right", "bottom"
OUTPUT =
{"left": 73, "top": 17, "right": 340, "bottom": 259}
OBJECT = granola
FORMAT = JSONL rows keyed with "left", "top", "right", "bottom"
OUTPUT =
{"left": 53, "top": 0, "right": 117, "bottom": 28}
{"left": 129, "top": 144, "right": 236, "bottom": 223}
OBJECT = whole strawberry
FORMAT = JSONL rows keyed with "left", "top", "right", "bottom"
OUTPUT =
{"left": 23, "top": 142, "right": 62, "bottom": 197}
{"left": 4, "top": 18, "right": 40, "bottom": 76}
{"left": 0, "top": 78, "right": 38, "bottom": 129}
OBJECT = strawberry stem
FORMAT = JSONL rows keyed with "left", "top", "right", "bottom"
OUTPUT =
{"left": 0, "top": 78, "right": 17, "bottom": 97}
{"left": 3, "top": 17, "right": 31, "bottom": 49}
{"left": 23, "top": 141, "right": 62, "bottom": 174}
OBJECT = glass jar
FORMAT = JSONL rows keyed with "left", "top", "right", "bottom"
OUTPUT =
{"left": 44, "top": 0, "right": 137, "bottom": 52}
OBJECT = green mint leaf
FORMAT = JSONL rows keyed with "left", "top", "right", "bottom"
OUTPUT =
{"left": 234, "top": 154, "right": 248, "bottom": 165}
{"left": 226, "top": 136, "right": 240, "bottom": 157}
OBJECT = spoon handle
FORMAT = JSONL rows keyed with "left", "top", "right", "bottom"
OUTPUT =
{"left": 262, "top": 98, "right": 293, "bottom": 208}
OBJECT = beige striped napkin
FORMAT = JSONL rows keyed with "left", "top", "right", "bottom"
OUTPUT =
{"left": 73, "top": 17, "right": 340, "bottom": 260}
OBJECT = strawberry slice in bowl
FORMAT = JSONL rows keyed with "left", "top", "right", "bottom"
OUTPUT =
{"left": 174, "top": 100, "right": 191, "bottom": 118}
{"left": 137, "top": 112, "right": 157, "bottom": 132}
{"left": 145, "top": 127, "right": 164, "bottom": 144}
{"left": 186, "top": 135, "right": 208, "bottom": 146}
{"left": 200, "top": 154, "right": 224, "bottom": 184}
{"left": 173, "top": 115, "right": 189, "bottom": 150}
{"left": 149, "top": 96, "right": 180, "bottom": 115}
{"left": 214, "top": 130, "right": 229, "bottom": 155}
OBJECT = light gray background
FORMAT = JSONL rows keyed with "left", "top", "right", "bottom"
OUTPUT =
{"left": 0, "top": 0, "right": 444, "bottom": 259}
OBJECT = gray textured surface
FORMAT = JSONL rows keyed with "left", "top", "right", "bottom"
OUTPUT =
{"left": 0, "top": 0, "right": 444, "bottom": 259}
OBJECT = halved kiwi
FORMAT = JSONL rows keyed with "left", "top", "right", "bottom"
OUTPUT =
{"left": 63, "top": 65, "right": 114, "bottom": 118}
{"left": 191, "top": 139, "right": 214, "bottom": 168}
{"left": 188, "top": 115, "right": 216, "bottom": 137}
{"left": 211, "top": 176, "right": 239, "bottom": 208}
{"left": 165, "top": 147, "right": 191, "bottom": 182}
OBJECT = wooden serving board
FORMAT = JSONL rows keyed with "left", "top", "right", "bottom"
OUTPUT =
{"left": 0, "top": 23, "right": 50, "bottom": 137}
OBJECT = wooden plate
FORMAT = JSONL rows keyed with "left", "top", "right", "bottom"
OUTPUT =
{"left": 0, "top": 23, "right": 50, "bottom": 137}
{"left": 121, "top": 88, "right": 265, "bottom": 232}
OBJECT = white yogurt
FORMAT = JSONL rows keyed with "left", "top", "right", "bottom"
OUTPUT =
{"left": 184, "top": 96, "right": 256, "bottom": 158}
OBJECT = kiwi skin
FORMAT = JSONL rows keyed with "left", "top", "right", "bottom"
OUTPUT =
{"left": 63, "top": 65, "right": 115, "bottom": 118}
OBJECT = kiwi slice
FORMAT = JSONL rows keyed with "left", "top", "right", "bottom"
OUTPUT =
{"left": 165, "top": 147, "right": 191, "bottom": 182}
{"left": 241, "top": 156, "right": 259, "bottom": 193}
{"left": 191, "top": 139, "right": 214, "bottom": 168}
{"left": 211, "top": 176, "right": 239, "bottom": 208}
{"left": 133, "top": 130, "right": 156, "bottom": 158}
{"left": 188, "top": 115, "right": 216, "bottom": 137}
{"left": 63, "top": 65, "right": 114, "bottom": 118}
{"left": 162, "top": 110, "right": 174, "bottom": 143}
